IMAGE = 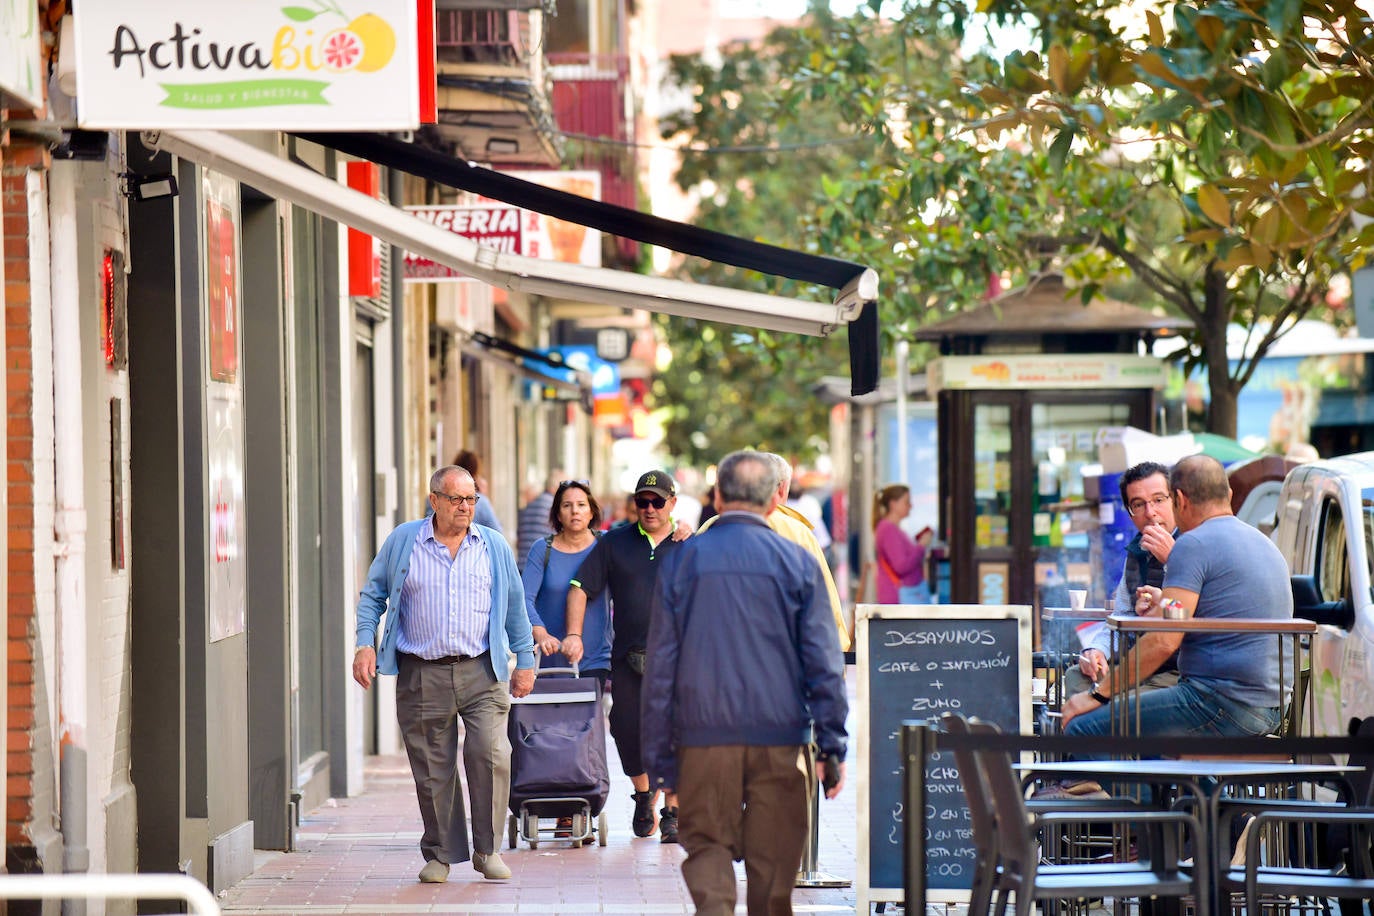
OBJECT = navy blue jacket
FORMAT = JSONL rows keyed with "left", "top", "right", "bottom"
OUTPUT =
{"left": 640, "top": 511, "right": 848, "bottom": 790}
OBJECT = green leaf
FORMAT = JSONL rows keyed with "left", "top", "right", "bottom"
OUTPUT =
{"left": 1048, "top": 127, "right": 1074, "bottom": 172}
{"left": 281, "top": 6, "right": 320, "bottom": 21}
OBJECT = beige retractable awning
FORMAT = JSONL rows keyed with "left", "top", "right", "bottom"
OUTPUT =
{"left": 146, "top": 130, "right": 873, "bottom": 339}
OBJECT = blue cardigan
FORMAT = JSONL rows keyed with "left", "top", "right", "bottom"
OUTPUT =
{"left": 355, "top": 520, "right": 535, "bottom": 679}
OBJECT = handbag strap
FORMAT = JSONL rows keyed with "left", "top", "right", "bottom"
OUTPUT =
{"left": 877, "top": 553, "right": 901, "bottom": 585}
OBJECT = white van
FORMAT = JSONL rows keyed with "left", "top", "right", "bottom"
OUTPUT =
{"left": 1270, "top": 452, "right": 1374, "bottom": 738}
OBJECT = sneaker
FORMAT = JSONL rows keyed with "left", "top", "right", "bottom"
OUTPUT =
{"left": 659, "top": 806, "right": 679, "bottom": 844}
{"left": 472, "top": 851, "right": 512, "bottom": 880}
{"left": 631, "top": 791, "right": 656, "bottom": 837}
{"left": 417, "top": 860, "right": 449, "bottom": 883}
{"left": 1030, "top": 781, "right": 1111, "bottom": 801}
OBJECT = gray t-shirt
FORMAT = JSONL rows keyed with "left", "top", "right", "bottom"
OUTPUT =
{"left": 1164, "top": 514, "right": 1293, "bottom": 707}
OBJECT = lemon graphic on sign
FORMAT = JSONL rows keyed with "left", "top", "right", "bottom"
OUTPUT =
{"left": 349, "top": 13, "right": 396, "bottom": 72}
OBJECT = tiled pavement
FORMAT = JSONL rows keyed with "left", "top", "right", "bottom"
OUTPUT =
{"left": 217, "top": 676, "right": 869, "bottom": 915}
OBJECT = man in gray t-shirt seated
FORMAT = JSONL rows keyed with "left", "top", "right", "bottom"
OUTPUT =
{"left": 1062, "top": 455, "right": 1293, "bottom": 738}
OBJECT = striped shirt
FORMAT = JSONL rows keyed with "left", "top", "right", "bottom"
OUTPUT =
{"left": 395, "top": 518, "right": 493, "bottom": 659}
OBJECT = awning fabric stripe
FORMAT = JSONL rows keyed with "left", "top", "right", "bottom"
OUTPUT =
{"left": 297, "top": 131, "right": 864, "bottom": 288}
{"left": 297, "top": 132, "right": 881, "bottom": 396}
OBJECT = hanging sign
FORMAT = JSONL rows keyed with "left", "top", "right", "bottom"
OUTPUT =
{"left": 73, "top": 1, "right": 420, "bottom": 129}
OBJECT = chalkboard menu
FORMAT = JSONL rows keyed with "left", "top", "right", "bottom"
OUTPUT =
{"left": 856, "top": 604, "right": 1031, "bottom": 909}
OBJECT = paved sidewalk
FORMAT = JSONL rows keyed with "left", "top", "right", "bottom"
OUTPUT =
{"left": 218, "top": 678, "right": 864, "bottom": 915}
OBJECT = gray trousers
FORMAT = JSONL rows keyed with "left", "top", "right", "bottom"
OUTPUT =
{"left": 396, "top": 652, "right": 512, "bottom": 865}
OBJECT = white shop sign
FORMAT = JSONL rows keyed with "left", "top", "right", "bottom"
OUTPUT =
{"left": 74, "top": 1, "right": 419, "bottom": 129}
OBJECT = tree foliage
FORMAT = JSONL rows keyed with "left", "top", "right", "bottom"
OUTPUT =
{"left": 655, "top": 0, "right": 1371, "bottom": 446}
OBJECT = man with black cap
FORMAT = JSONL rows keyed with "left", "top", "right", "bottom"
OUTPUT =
{"left": 565, "top": 469, "right": 685, "bottom": 842}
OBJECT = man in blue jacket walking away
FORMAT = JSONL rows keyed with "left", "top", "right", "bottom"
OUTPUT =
{"left": 642, "top": 450, "right": 848, "bottom": 916}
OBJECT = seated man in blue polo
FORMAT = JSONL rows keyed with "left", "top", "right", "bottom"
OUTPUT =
{"left": 1061, "top": 455, "right": 1293, "bottom": 739}
{"left": 1061, "top": 460, "right": 1180, "bottom": 700}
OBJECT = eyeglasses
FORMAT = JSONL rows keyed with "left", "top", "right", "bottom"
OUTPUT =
{"left": 634, "top": 494, "right": 667, "bottom": 510}
{"left": 1127, "top": 494, "right": 1171, "bottom": 517}
{"left": 560, "top": 479, "right": 590, "bottom": 488}
{"left": 432, "top": 491, "right": 480, "bottom": 507}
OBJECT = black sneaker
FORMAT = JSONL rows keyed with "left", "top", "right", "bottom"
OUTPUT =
{"left": 631, "top": 791, "right": 656, "bottom": 837}
{"left": 659, "top": 806, "right": 679, "bottom": 844}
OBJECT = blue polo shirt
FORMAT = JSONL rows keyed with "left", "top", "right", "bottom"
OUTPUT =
{"left": 571, "top": 522, "right": 680, "bottom": 663}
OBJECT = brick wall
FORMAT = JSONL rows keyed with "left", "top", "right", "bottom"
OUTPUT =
{"left": 4, "top": 136, "right": 56, "bottom": 865}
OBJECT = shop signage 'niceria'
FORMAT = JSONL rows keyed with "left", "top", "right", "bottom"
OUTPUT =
{"left": 73, "top": 1, "right": 421, "bottom": 130}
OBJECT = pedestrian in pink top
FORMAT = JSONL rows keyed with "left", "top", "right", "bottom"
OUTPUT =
{"left": 872, "top": 484, "right": 933, "bottom": 604}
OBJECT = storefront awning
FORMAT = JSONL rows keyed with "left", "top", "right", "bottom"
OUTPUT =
{"left": 146, "top": 130, "right": 880, "bottom": 395}
{"left": 459, "top": 331, "right": 592, "bottom": 410}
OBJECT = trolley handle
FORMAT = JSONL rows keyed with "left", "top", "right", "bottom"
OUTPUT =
{"left": 535, "top": 666, "right": 581, "bottom": 678}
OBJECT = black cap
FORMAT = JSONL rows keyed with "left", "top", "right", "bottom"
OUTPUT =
{"left": 634, "top": 470, "right": 676, "bottom": 499}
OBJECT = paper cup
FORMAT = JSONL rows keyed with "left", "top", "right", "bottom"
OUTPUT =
{"left": 1068, "top": 589, "right": 1087, "bottom": 611}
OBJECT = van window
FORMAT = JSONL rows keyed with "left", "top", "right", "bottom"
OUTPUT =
{"left": 1315, "top": 498, "right": 1351, "bottom": 608}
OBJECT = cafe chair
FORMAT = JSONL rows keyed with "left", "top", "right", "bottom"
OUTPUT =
{"left": 1216, "top": 716, "right": 1374, "bottom": 913}
{"left": 941, "top": 714, "right": 1147, "bottom": 916}
{"left": 1220, "top": 807, "right": 1374, "bottom": 912}
{"left": 950, "top": 715, "right": 1205, "bottom": 916}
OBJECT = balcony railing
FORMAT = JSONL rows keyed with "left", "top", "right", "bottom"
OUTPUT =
{"left": 548, "top": 53, "right": 637, "bottom": 262}
{"left": 436, "top": 9, "right": 532, "bottom": 65}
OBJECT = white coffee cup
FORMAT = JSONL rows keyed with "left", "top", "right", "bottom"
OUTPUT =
{"left": 1068, "top": 589, "right": 1088, "bottom": 611}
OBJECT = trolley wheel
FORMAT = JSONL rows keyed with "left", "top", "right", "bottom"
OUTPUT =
{"left": 597, "top": 809, "right": 608, "bottom": 846}
{"left": 507, "top": 814, "right": 518, "bottom": 850}
{"left": 524, "top": 811, "right": 541, "bottom": 849}
{"left": 570, "top": 812, "right": 585, "bottom": 844}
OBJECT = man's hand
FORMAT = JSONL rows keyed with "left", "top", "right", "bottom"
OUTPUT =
{"left": 1135, "top": 585, "right": 1162, "bottom": 615}
{"left": 560, "top": 633, "right": 584, "bottom": 664}
{"left": 1139, "top": 522, "right": 1175, "bottom": 563}
{"left": 1077, "top": 648, "right": 1109, "bottom": 680}
{"left": 531, "top": 626, "right": 561, "bottom": 658}
{"left": 1060, "top": 690, "right": 1106, "bottom": 729}
{"left": 817, "top": 759, "right": 846, "bottom": 799}
{"left": 671, "top": 519, "right": 694, "bottom": 541}
{"left": 352, "top": 647, "right": 377, "bottom": 690}
{"left": 511, "top": 667, "right": 536, "bottom": 698}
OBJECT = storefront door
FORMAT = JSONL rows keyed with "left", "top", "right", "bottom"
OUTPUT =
{"left": 950, "top": 390, "right": 1150, "bottom": 626}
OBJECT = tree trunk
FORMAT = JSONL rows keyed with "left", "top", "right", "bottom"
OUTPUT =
{"left": 1206, "top": 369, "right": 1240, "bottom": 439}
{"left": 1201, "top": 267, "right": 1239, "bottom": 439}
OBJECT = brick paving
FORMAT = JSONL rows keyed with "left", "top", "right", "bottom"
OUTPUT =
{"left": 217, "top": 676, "right": 867, "bottom": 915}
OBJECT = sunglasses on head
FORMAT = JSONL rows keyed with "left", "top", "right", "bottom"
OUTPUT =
{"left": 634, "top": 494, "right": 667, "bottom": 510}
{"left": 560, "top": 479, "right": 590, "bottom": 488}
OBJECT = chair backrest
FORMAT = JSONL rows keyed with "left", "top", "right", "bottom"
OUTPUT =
{"left": 1347, "top": 715, "right": 1374, "bottom": 805}
{"left": 968, "top": 717, "right": 1040, "bottom": 878}
{"left": 941, "top": 713, "right": 998, "bottom": 864}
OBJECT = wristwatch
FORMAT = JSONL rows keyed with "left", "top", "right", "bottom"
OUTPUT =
{"left": 1089, "top": 683, "right": 1111, "bottom": 705}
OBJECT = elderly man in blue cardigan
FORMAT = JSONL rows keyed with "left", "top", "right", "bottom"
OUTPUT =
{"left": 353, "top": 465, "right": 535, "bottom": 885}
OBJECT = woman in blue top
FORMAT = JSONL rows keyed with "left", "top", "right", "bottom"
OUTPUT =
{"left": 521, "top": 480, "right": 611, "bottom": 682}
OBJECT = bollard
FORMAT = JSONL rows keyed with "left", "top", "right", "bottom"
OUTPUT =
{"left": 795, "top": 762, "right": 850, "bottom": 888}
{"left": 901, "top": 720, "right": 929, "bottom": 914}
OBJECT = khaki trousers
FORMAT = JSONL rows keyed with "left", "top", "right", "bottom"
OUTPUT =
{"left": 396, "top": 652, "right": 512, "bottom": 865}
{"left": 677, "top": 745, "right": 811, "bottom": 916}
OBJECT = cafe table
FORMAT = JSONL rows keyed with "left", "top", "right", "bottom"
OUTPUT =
{"left": 1016, "top": 758, "right": 1361, "bottom": 916}
{"left": 1105, "top": 615, "right": 1317, "bottom": 738}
